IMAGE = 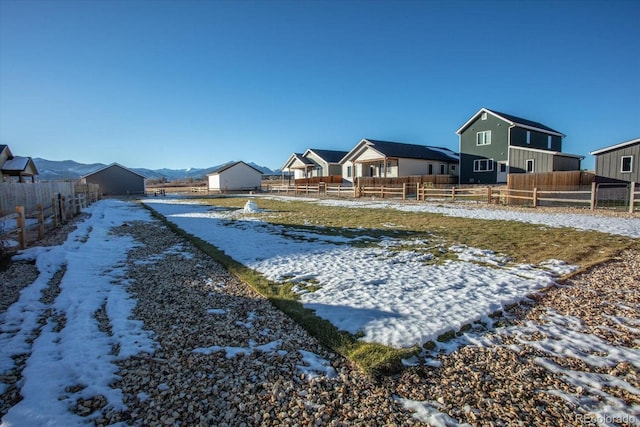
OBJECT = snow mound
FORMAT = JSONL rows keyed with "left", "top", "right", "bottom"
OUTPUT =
{"left": 243, "top": 200, "right": 260, "bottom": 213}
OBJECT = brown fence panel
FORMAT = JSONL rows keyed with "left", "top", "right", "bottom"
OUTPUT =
{"left": 0, "top": 182, "right": 77, "bottom": 216}
{"left": 357, "top": 175, "right": 457, "bottom": 187}
{"left": 507, "top": 171, "right": 594, "bottom": 191}
{"left": 295, "top": 176, "right": 343, "bottom": 185}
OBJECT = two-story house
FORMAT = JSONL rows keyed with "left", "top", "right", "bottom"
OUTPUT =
{"left": 456, "top": 108, "right": 582, "bottom": 184}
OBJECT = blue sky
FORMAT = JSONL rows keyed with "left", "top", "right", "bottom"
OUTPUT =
{"left": 1, "top": 0, "right": 638, "bottom": 171}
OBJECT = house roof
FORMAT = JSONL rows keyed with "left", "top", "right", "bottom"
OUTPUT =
{"left": 589, "top": 137, "right": 640, "bottom": 155}
{"left": 456, "top": 108, "right": 565, "bottom": 137}
{"left": 304, "top": 149, "right": 349, "bottom": 164}
{"left": 1, "top": 156, "right": 39, "bottom": 174}
{"left": 282, "top": 153, "right": 314, "bottom": 170}
{"left": 342, "top": 139, "right": 459, "bottom": 163}
{"left": 510, "top": 145, "right": 584, "bottom": 159}
{"left": 208, "top": 161, "right": 264, "bottom": 175}
{"left": 82, "top": 162, "right": 147, "bottom": 179}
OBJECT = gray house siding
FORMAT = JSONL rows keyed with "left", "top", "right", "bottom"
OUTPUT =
{"left": 594, "top": 142, "right": 640, "bottom": 183}
{"left": 84, "top": 164, "right": 145, "bottom": 195}
{"left": 509, "top": 148, "right": 554, "bottom": 174}
{"left": 459, "top": 114, "right": 509, "bottom": 184}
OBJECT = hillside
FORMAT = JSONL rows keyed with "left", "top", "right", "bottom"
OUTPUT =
{"left": 32, "top": 158, "right": 278, "bottom": 182}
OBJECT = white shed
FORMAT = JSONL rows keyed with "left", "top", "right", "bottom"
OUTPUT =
{"left": 207, "top": 161, "right": 263, "bottom": 192}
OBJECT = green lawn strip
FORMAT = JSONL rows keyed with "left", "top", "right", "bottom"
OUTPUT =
{"left": 142, "top": 203, "right": 419, "bottom": 375}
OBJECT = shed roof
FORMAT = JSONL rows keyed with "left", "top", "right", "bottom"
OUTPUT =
{"left": 589, "top": 137, "right": 640, "bottom": 155}
{"left": 1, "top": 156, "right": 39, "bottom": 174}
{"left": 81, "top": 162, "right": 147, "bottom": 179}
{"left": 208, "top": 161, "right": 264, "bottom": 175}
{"left": 456, "top": 108, "right": 565, "bottom": 137}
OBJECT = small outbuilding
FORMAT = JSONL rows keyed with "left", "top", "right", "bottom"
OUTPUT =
{"left": 0, "top": 145, "right": 39, "bottom": 182}
{"left": 590, "top": 138, "right": 640, "bottom": 183}
{"left": 81, "top": 163, "right": 146, "bottom": 196}
{"left": 207, "top": 161, "right": 263, "bottom": 193}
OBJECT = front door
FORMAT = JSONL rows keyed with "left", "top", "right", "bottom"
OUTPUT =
{"left": 496, "top": 161, "right": 508, "bottom": 183}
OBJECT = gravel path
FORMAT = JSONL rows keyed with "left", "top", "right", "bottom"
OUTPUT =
{"left": 1, "top": 206, "right": 638, "bottom": 426}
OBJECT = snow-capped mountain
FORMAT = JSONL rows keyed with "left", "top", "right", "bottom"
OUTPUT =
{"left": 32, "top": 158, "right": 278, "bottom": 182}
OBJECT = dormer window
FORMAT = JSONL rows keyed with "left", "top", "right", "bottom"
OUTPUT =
{"left": 481, "top": 112, "right": 487, "bottom": 120}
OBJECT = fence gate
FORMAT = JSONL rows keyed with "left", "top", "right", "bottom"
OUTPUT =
{"left": 594, "top": 182, "right": 631, "bottom": 210}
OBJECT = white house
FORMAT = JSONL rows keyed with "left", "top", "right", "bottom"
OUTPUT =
{"left": 207, "top": 161, "right": 263, "bottom": 192}
{"left": 340, "top": 139, "right": 459, "bottom": 183}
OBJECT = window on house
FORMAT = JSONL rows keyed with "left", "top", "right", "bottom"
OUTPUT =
{"left": 547, "top": 135, "right": 552, "bottom": 150}
{"left": 428, "top": 164, "right": 433, "bottom": 175}
{"left": 347, "top": 166, "right": 352, "bottom": 178}
{"left": 481, "top": 112, "right": 487, "bottom": 120}
{"left": 526, "top": 159, "right": 534, "bottom": 173}
{"left": 500, "top": 163, "right": 507, "bottom": 173}
{"left": 477, "top": 130, "right": 491, "bottom": 146}
{"left": 440, "top": 164, "right": 445, "bottom": 174}
{"left": 526, "top": 131, "right": 531, "bottom": 144}
{"left": 451, "top": 165, "right": 456, "bottom": 171}
{"left": 621, "top": 156, "right": 633, "bottom": 173}
{"left": 473, "top": 159, "right": 494, "bottom": 172}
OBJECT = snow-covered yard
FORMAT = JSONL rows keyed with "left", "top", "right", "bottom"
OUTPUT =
{"left": 142, "top": 196, "right": 640, "bottom": 349}
{"left": 1, "top": 197, "right": 638, "bottom": 425}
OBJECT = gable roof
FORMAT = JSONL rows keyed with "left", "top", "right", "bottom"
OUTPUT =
{"left": 1, "top": 156, "right": 39, "bottom": 174}
{"left": 342, "top": 139, "right": 459, "bottom": 163}
{"left": 281, "top": 153, "right": 314, "bottom": 170}
{"left": 304, "top": 149, "right": 349, "bottom": 164}
{"left": 456, "top": 107, "right": 565, "bottom": 137}
{"left": 589, "top": 137, "right": 640, "bottom": 155}
{"left": 208, "top": 161, "right": 264, "bottom": 175}
{"left": 82, "top": 162, "right": 147, "bottom": 179}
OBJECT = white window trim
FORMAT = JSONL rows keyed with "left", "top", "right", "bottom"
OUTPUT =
{"left": 621, "top": 155, "right": 633, "bottom": 173}
{"left": 476, "top": 130, "right": 491, "bottom": 146}
{"left": 473, "top": 159, "right": 494, "bottom": 172}
{"left": 526, "top": 159, "right": 535, "bottom": 173}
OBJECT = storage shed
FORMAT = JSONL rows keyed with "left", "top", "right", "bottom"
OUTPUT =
{"left": 590, "top": 138, "right": 640, "bottom": 183}
{"left": 207, "top": 161, "right": 263, "bottom": 192}
{"left": 81, "top": 163, "right": 146, "bottom": 195}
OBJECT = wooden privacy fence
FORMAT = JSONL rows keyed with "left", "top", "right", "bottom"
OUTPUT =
{"left": 0, "top": 182, "right": 76, "bottom": 216}
{"left": 266, "top": 183, "right": 355, "bottom": 197}
{"left": 1, "top": 193, "right": 90, "bottom": 250}
{"left": 294, "top": 176, "right": 343, "bottom": 185}
{"left": 507, "top": 170, "right": 595, "bottom": 190}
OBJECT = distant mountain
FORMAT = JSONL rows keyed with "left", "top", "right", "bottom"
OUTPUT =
{"left": 32, "top": 158, "right": 279, "bottom": 182}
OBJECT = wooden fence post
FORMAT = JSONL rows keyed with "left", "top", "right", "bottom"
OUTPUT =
{"left": 451, "top": 187, "right": 456, "bottom": 202}
{"left": 61, "top": 196, "right": 67, "bottom": 223}
{"left": 16, "top": 206, "right": 27, "bottom": 249}
{"left": 402, "top": 183, "right": 407, "bottom": 200}
{"left": 381, "top": 185, "right": 385, "bottom": 198}
{"left": 532, "top": 188, "right": 538, "bottom": 208}
{"left": 630, "top": 182, "right": 636, "bottom": 214}
{"left": 37, "top": 204, "right": 45, "bottom": 239}
{"left": 487, "top": 187, "right": 492, "bottom": 204}
{"left": 416, "top": 183, "right": 420, "bottom": 201}
{"left": 52, "top": 195, "right": 59, "bottom": 228}
{"left": 590, "top": 181, "right": 597, "bottom": 210}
